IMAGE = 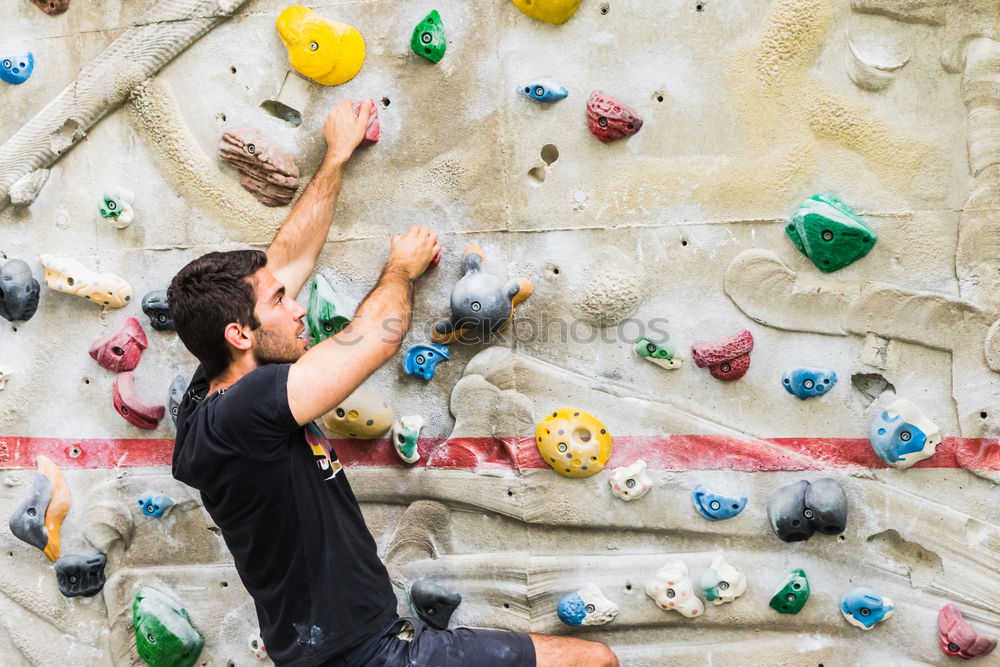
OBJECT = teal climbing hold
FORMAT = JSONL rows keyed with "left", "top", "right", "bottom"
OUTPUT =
{"left": 785, "top": 194, "right": 877, "bottom": 272}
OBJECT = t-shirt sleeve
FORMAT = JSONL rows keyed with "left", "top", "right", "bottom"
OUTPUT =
{"left": 213, "top": 363, "right": 299, "bottom": 461}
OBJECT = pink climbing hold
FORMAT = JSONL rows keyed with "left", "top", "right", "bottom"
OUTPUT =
{"left": 352, "top": 100, "right": 380, "bottom": 145}
{"left": 691, "top": 329, "right": 754, "bottom": 381}
{"left": 88, "top": 317, "right": 148, "bottom": 373}
{"left": 112, "top": 372, "right": 166, "bottom": 431}
{"left": 586, "top": 90, "right": 643, "bottom": 143}
{"left": 938, "top": 603, "right": 998, "bottom": 660}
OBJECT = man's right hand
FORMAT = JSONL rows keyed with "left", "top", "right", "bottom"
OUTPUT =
{"left": 323, "top": 99, "right": 373, "bottom": 166}
{"left": 388, "top": 225, "right": 440, "bottom": 281}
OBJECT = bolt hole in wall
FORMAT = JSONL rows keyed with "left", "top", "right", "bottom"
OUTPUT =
{"left": 230, "top": 66, "right": 236, "bottom": 74}
{"left": 10, "top": 326, "right": 16, "bottom": 333}
{"left": 600, "top": 2, "right": 609, "bottom": 15}
{"left": 981, "top": 411, "right": 988, "bottom": 419}
{"left": 540, "top": 143, "right": 559, "bottom": 165}
{"left": 696, "top": 2, "right": 705, "bottom": 11}
{"left": 381, "top": 97, "right": 390, "bottom": 107}
{"left": 82, "top": 377, "right": 91, "bottom": 385}
{"left": 527, "top": 166, "right": 546, "bottom": 186}
{"left": 503, "top": 603, "right": 510, "bottom": 609}
{"left": 220, "top": 581, "right": 228, "bottom": 588}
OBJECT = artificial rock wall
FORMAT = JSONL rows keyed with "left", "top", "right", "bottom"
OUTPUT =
{"left": 1, "top": 0, "right": 998, "bottom": 665}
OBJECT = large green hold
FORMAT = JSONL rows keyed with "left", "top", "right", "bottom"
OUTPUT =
{"left": 306, "top": 274, "right": 355, "bottom": 345}
{"left": 133, "top": 587, "right": 204, "bottom": 667}
{"left": 411, "top": 10, "right": 446, "bottom": 63}
{"left": 769, "top": 568, "right": 810, "bottom": 614}
{"left": 785, "top": 194, "right": 876, "bottom": 272}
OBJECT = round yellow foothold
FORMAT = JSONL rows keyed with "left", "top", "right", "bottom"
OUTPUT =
{"left": 510, "top": 0, "right": 582, "bottom": 24}
{"left": 535, "top": 408, "right": 613, "bottom": 478}
{"left": 276, "top": 5, "right": 365, "bottom": 86}
{"left": 322, "top": 386, "right": 393, "bottom": 439}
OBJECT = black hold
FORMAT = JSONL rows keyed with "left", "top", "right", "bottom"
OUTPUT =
{"left": 410, "top": 579, "right": 461, "bottom": 630}
{"left": 54, "top": 552, "right": 107, "bottom": 597}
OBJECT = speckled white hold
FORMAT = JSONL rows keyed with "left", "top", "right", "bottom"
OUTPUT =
{"left": 574, "top": 250, "right": 645, "bottom": 327}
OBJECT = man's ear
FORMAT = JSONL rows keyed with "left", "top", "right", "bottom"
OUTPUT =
{"left": 223, "top": 322, "right": 253, "bottom": 352}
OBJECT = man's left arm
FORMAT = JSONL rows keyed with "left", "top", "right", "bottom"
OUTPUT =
{"left": 266, "top": 99, "right": 374, "bottom": 300}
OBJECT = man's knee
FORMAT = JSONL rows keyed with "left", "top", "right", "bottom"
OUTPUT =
{"left": 586, "top": 641, "right": 618, "bottom": 667}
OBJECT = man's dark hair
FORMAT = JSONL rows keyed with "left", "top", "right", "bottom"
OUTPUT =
{"left": 168, "top": 250, "right": 268, "bottom": 380}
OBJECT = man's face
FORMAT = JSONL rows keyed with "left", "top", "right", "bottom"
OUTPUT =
{"left": 248, "top": 267, "right": 309, "bottom": 365}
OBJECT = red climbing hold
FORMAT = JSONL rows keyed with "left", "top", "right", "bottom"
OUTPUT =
{"left": 88, "top": 317, "right": 148, "bottom": 373}
{"left": 586, "top": 90, "right": 643, "bottom": 143}
{"left": 691, "top": 329, "right": 754, "bottom": 381}
{"left": 352, "top": 100, "right": 380, "bottom": 144}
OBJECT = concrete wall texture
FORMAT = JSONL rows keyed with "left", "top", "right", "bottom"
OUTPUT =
{"left": 1, "top": 0, "right": 999, "bottom": 664}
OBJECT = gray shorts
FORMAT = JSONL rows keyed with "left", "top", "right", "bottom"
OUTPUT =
{"left": 324, "top": 616, "right": 536, "bottom": 667}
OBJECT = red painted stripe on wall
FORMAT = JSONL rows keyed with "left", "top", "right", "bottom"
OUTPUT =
{"left": 1, "top": 434, "right": 998, "bottom": 472}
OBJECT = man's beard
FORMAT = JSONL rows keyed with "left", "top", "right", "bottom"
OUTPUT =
{"left": 253, "top": 326, "right": 305, "bottom": 365}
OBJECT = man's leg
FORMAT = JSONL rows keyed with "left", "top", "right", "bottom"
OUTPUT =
{"left": 529, "top": 634, "right": 619, "bottom": 667}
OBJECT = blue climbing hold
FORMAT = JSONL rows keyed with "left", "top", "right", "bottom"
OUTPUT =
{"left": 841, "top": 587, "right": 894, "bottom": 630}
{"left": 518, "top": 77, "right": 568, "bottom": 103}
{"left": 0, "top": 52, "right": 34, "bottom": 85}
{"left": 137, "top": 494, "right": 175, "bottom": 519}
{"left": 868, "top": 398, "right": 941, "bottom": 469}
{"left": 692, "top": 483, "right": 747, "bottom": 520}
{"left": 557, "top": 591, "right": 587, "bottom": 626}
{"left": 782, "top": 367, "right": 837, "bottom": 400}
{"left": 403, "top": 343, "right": 450, "bottom": 381}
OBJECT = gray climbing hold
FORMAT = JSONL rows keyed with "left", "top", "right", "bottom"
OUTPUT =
{"left": 8, "top": 472, "right": 51, "bottom": 551}
{"left": 168, "top": 374, "right": 187, "bottom": 425}
{"left": 768, "top": 478, "right": 848, "bottom": 543}
{"left": 0, "top": 258, "right": 41, "bottom": 322}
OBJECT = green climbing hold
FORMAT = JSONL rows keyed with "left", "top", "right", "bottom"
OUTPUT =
{"left": 306, "top": 274, "right": 355, "bottom": 345}
{"left": 411, "top": 10, "right": 446, "bottom": 63}
{"left": 785, "top": 194, "right": 877, "bottom": 273}
{"left": 634, "top": 337, "right": 681, "bottom": 370}
{"left": 133, "top": 587, "right": 204, "bottom": 667}
{"left": 768, "top": 568, "right": 810, "bottom": 614}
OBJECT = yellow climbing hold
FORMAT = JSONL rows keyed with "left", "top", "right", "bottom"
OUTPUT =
{"left": 511, "top": 0, "right": 582, "bottom": 24}
{"left": 535, "top": 408, "right": 613, "bottom": 478}
{"left": 276, "top": 5, "right": 365, "bottom": 86}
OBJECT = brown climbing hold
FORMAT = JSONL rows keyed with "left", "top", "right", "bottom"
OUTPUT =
{"left": 38, "top": 455, "right": 70, "bottom": 562}
{"left": 218, "top": 129, "right": 300, "bottom": 206}
{"left": 586, "top": 90, "right": 643, "bottom": 143}
{"left": 29, "top": 0, "right": 70, "bottom": 16}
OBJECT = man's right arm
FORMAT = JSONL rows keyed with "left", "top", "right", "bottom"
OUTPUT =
{"left": 285, "top": 225, "right": 439, "bottom": 425}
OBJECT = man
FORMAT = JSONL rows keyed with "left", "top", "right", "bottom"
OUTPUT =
{"left": 168, "top": 100, "right": 618, "bottom": 667}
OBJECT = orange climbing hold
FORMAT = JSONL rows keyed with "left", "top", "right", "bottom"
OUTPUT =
{"left": 37, "top": 455, "right": 70, "bottom": 562}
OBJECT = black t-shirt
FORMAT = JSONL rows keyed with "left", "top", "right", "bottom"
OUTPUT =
{"left": 171, "top": 363, "right": 397, "bottom": 666}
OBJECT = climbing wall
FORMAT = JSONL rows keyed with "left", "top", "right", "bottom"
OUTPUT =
{"left": 1, "top": 0, "right": 998, "bottom": 664}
